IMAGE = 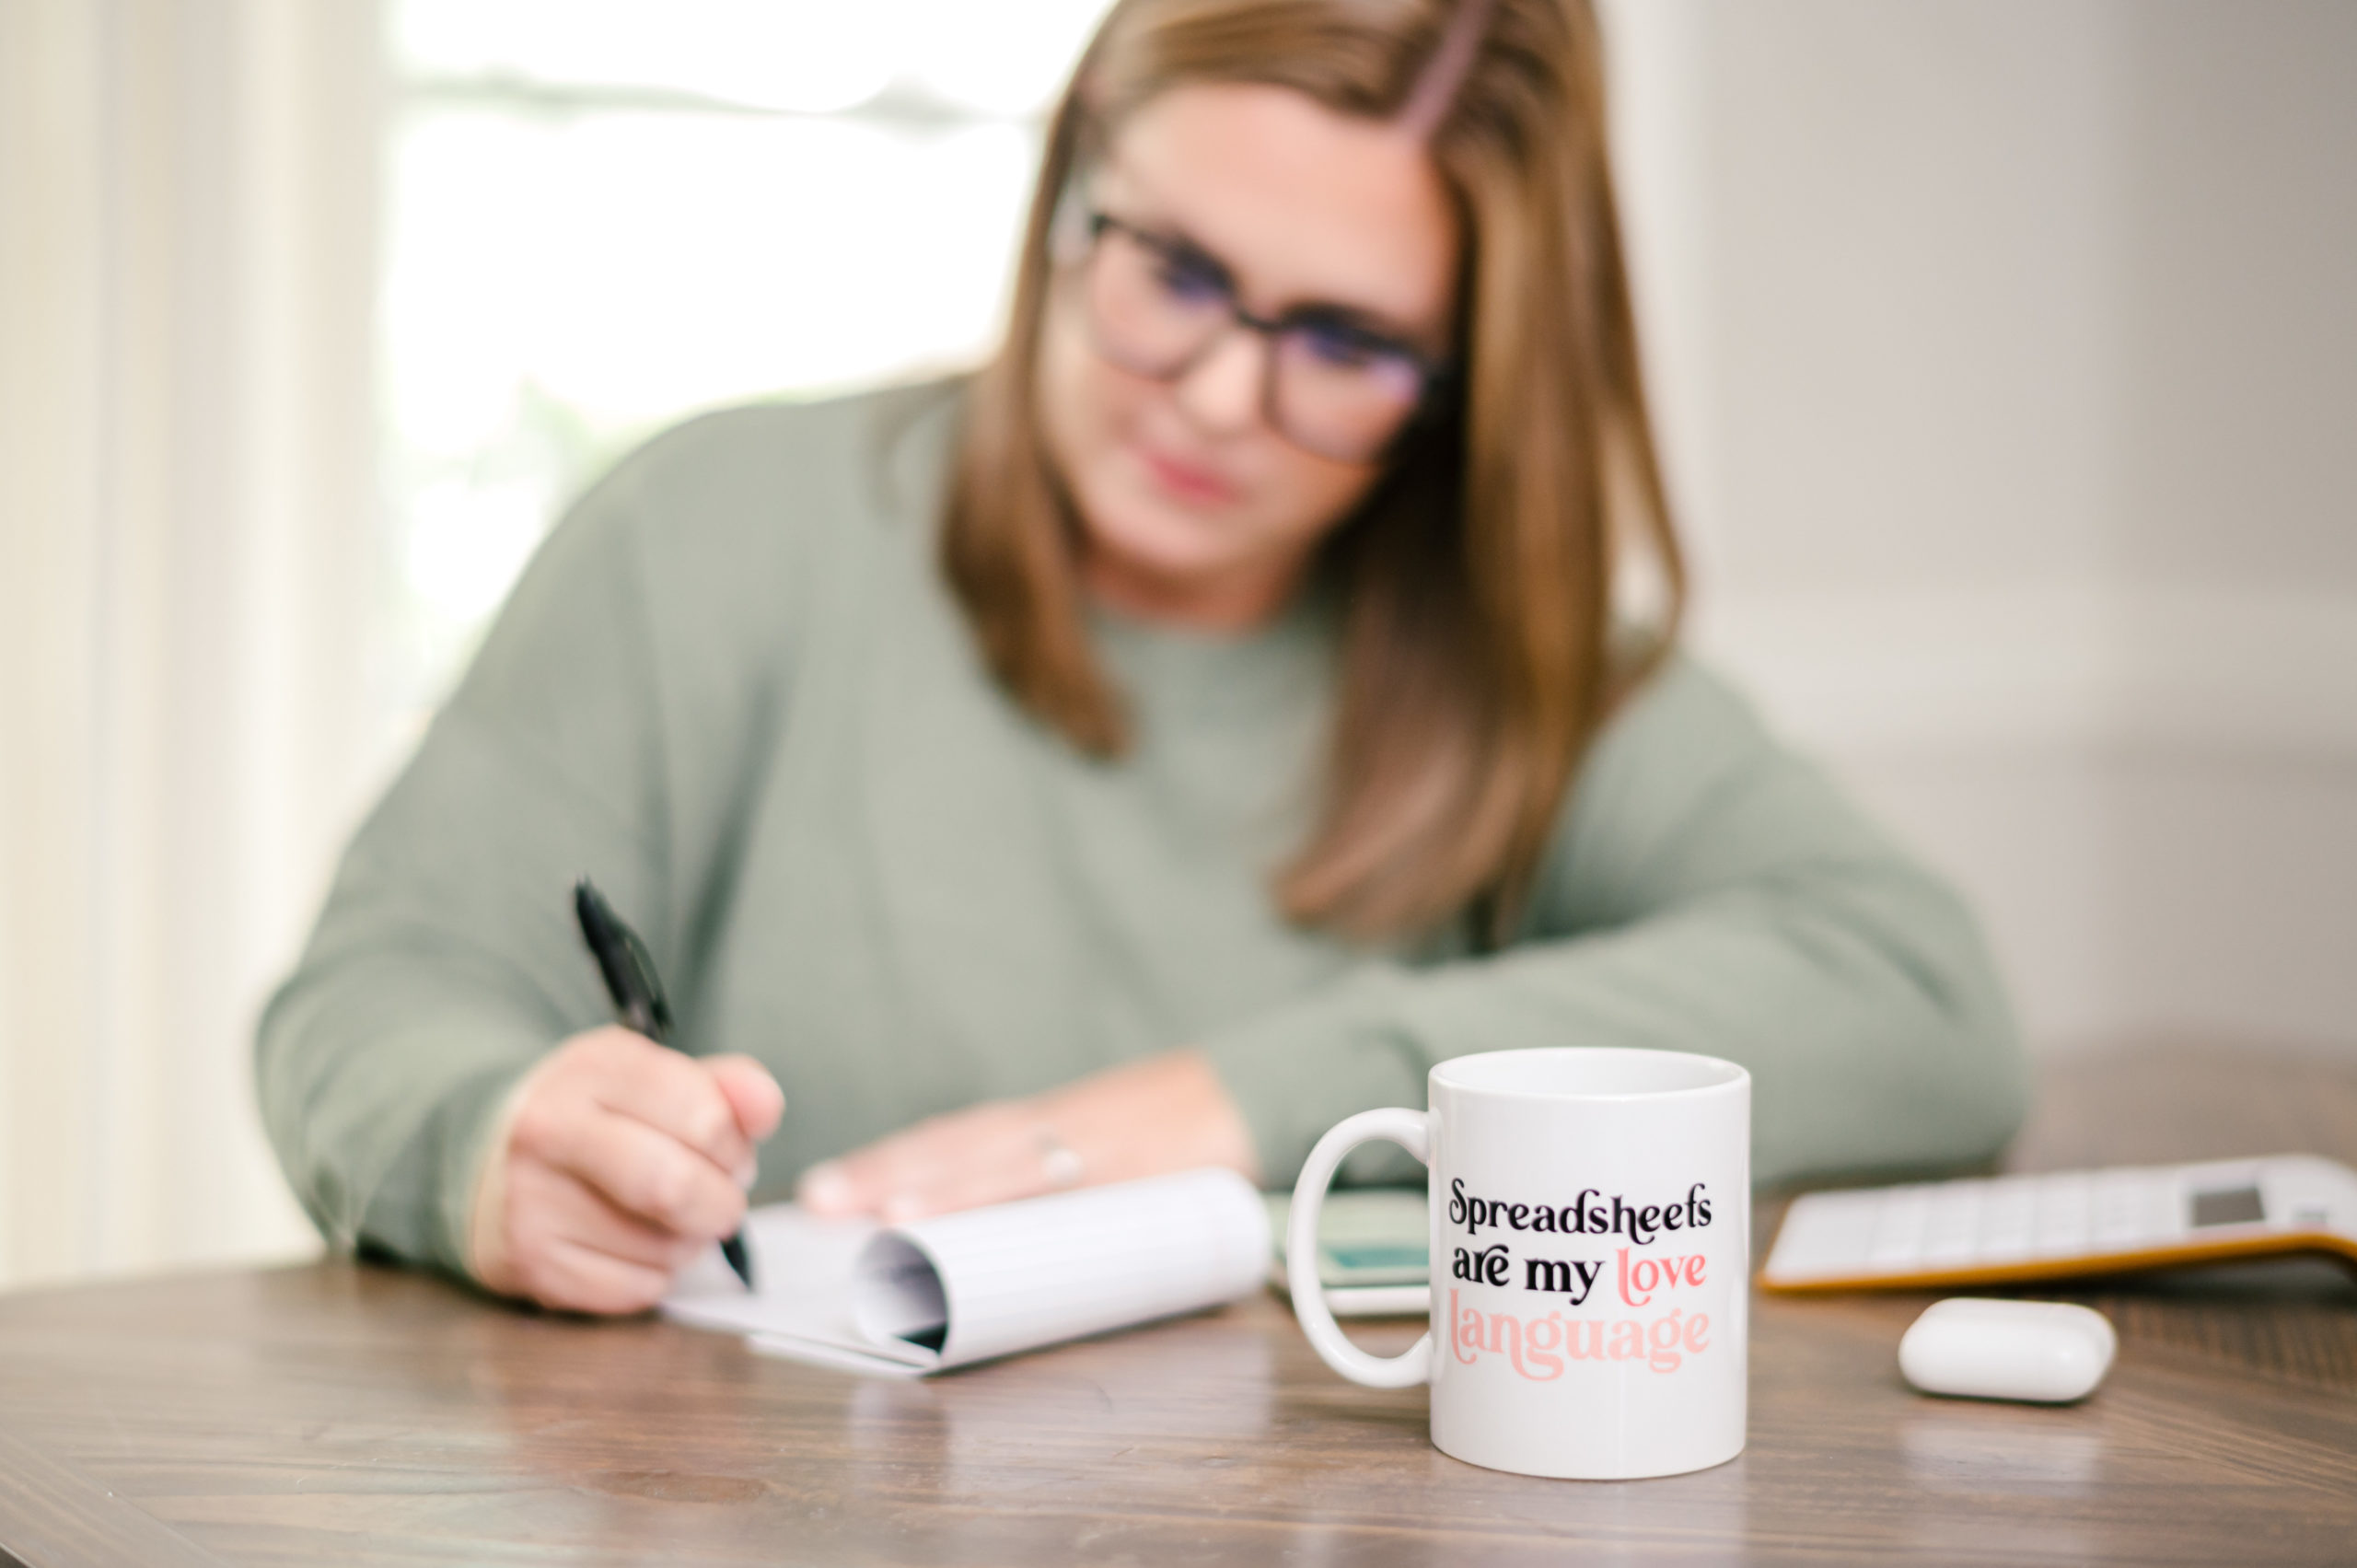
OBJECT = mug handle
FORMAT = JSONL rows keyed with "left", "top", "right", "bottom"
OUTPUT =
{"left": 1286, "top": 1107, "right": 1434, "bottom": 1388}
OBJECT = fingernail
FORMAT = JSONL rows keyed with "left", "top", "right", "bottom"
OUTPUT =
{"left": 880, "top": 1193, "right": 924, "bottom": 1225}
{"left": 798, "top": 1161, "right": 851, "bottom": 1213}
{"left": 734, "top": 1156, "right": 759, "bottom": 1191}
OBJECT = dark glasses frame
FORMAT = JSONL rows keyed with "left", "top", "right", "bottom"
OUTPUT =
{"left": 1069, "top": 205, "right": 1457, "bottom": 462}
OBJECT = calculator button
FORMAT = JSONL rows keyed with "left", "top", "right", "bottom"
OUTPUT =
{"left": 1770, "top": 1191, "right": 1879, "bottom": 1280}
{"left": 1920, "top": 1183, "right": 1983, "bottom": 1264}
{"left": 1976, "top": 1179, "right": 2038, "bottom": 1262}
{"left": 2091, "top": 1171, "right": 2166, "bottom": 1250}
{"left": 2033, "top": 1175, "right": 2094, "bottom": 1257}
{"left": 1868, "top": 1188, "right": 1932, "bottom": 1266}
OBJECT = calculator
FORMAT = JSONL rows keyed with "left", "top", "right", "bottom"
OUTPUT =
{"left": 1761, "top": 1154, "right": 2357, "bottom": 1292}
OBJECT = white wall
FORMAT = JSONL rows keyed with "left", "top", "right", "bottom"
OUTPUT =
{"left": 1606, "top": 0, "right": 2357, "bottom": 1058}
{"left": 0, "top": 0, "right": 382, "bottom": 1290}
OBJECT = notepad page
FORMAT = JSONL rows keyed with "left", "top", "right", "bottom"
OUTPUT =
{"left": 662, "top": 1169, "right": 1271, "bottom": 1376}
{"left": 861, "top": 1168, "right": 1270, "bottom": 1367}
{"left": 664, "top": 1206, "right": 935, "bottom": 1368}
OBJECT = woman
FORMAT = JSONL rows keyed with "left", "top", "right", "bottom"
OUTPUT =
{"left": 259, "top": 0, "right": 2026, "bottom": 1315}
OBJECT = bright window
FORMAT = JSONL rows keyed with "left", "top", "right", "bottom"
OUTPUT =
{"left": 380, "top": 0, "right": 1111, "bottom": 720}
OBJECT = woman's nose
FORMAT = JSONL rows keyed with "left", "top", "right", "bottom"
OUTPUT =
{"left": 1170, "top": 324, "right": 1270, "bottom": 438}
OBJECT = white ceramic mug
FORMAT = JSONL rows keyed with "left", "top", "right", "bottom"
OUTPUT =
{"left": 1288, "top": 1048, "right": 1750, "bottom": 1480}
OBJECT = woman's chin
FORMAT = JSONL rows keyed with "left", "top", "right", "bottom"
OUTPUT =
{"left": 1080, "top": 495, "right": 1246, "bottom": 589}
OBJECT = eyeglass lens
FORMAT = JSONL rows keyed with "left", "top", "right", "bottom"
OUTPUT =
{"left": 1082, "top": 222, "right": 1430, "bottom": 463}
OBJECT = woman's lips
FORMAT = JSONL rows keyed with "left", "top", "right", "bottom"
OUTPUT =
{"left": 1134, "top": 442, "right": 1238, "bottom": 506}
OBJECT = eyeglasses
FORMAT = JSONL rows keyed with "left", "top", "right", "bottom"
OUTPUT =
{"left": 1070, "top": 210, "right": 1452, "bottom": 464}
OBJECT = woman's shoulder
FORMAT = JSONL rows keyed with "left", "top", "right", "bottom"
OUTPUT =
{"left": 1595, "top": 648, "right": 1770, "bottom": 771}
{"left": 551, "top": 377, "right": 968, "bottom": 650}
{"left": 590, "top": 377, "right": 966, "bottom": 559}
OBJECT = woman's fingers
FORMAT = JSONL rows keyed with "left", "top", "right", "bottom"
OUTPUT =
{"left": 873, "top": 1141, "right": 1070, "bottom": 1222}
{"left": 491, "top": 1151, "right": 708, "bottom": 1312}
{"left": 475, "top": 1028, "right": 793, "bottom": 1314}
{"left": 506, "top": 1156, "right": 704, "bottom": 1272}
{"left": 706, "top": 1054, "right": 787, "bottom": 1146}
{"left": 532, "top": 1234, "right": 678, "bottom": 1317}
{"left": 796, "top": 1051, "right": 1260, "bottom": 1223}
{"left": 575, "top": 1028, "right": 761, "bottom": 1182}
{"left": 507, "top": 1029, "right": 763, "bottom": 1236}
{"left": 529, "top": 1101, "right": 750, "bottom": 1239}
{"left": 799, "top": 1103, "right": 1062, "bottom": 1219}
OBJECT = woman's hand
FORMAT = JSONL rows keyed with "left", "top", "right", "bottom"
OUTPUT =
{"left": 469, "top": 1027, "right": 785, "bottom": 1314}
{"left": 795, "top": 1049, "right": 1260, "bottom": 1222}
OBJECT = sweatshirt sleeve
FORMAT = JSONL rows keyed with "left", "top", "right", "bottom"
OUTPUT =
{"left": 254, "top": 402, "right": 820, "bottom": 1277}
{"left": 1200, "top": 655, "right": 2030, "bottom": 1191}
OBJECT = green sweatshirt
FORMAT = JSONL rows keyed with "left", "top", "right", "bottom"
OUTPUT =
{"left": 256, "top": 380, "right": 2027, "bottom": 1279}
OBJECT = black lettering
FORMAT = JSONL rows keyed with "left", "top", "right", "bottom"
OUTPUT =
{"left": 1637, "top": 1204, "right": 1661, "bottom": 1245}
{"left": 1451, "top": 1247, "right": 1472, "bottom": 1282}
{"left": 1522, "top": 1257, "right": 1605, "bottom": 1305}
{"left": 1585, "top": 1196, "right": 1610, "bottom": 1233}
{"left": 1448, "top": 1178, "right": 1468, "bottom": 1226}
{"left": 1508, "top": 1203, "right": 1528, "bottom": 1229}
{"left": 1465, "top": 1243, "right": 1514, "bottom": 1283}
{"left": 1532, "top": 1204, "right": 1558, "bottom": 1234}
{"left": 1526, "top": 1258, "right": 1574, "bottom": 1294}
{"left": 1662, "top": 1204, "right": 1682, "bottom": 1231}
{"left": 1572, "top": 1189, "right": 1597, "bottom": 1234}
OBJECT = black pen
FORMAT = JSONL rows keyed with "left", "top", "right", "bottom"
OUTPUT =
{"left": 574, "top": 877, "right": 756, "bottom": 1290}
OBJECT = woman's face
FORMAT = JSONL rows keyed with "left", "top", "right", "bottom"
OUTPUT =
{"left": 1039, "top": 83, "right": 1460, "bottom": 630}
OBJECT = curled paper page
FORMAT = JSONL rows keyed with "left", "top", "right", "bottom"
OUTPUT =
{"left": 854, "top": 1167, "right": 1271, "bottom": 1368}
{"left": 663, "top": 1168, "right": 1270, "bottom": 1376}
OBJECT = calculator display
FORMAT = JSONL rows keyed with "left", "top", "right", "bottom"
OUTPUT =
{"left": 2188, "top": 1186, "right": 2266, "bottom": 1228}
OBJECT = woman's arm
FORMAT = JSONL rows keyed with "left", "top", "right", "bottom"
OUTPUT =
{"left": 805, "top": 655, "right": 2027, "bottom": 1215}
{"left": 1203, "top": 654, "right": 2031, "bottom": 1191}
{"left": 256, "top": 404, "right": 815, "bottom": 1284}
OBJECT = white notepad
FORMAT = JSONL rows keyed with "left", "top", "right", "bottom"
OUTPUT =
{"left": 664, "top": 1167, "right": 1271, "bottom": 1376}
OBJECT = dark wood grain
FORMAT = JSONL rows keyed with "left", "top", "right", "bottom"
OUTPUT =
{"left": 1, "top": 1048, "right": 2352, "bottom": 1567}
{"left": 0, "top": 1425, "right": 229, "bottom": 1568}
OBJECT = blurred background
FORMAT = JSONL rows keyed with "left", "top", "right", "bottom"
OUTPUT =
{"left": 1, "top": 0, "right": 2351, "bottom": 1291}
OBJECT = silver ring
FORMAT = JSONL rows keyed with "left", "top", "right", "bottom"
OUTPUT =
{"left": 1037, "top": 1129, "right": 1084, "bottom": 1191}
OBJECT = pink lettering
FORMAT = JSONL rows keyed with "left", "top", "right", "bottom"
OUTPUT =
{"left": 1616, "top": 1247, "right": 1653, "bottom": 1307}
{"left": 1648, "top": 1309, "right": 1686, "bottom": 1372}
{"left": 1446, "top": 1305, "right": 1713, "bottom": 1378}
{"left": 1451, "top": 1289, "right": 1481, "bottom": 1365}
{"left": 1490, "top": 1311, "right": 1559, "bottom": 1381}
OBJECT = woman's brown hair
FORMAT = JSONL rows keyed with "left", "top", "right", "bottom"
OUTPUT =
{"left": 942, "top": 0, "right": 1685, "bottom": 943}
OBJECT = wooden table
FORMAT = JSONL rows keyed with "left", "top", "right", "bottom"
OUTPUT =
{"left": 3, "top": 1049, "right": 2353, "bottom": 1566}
